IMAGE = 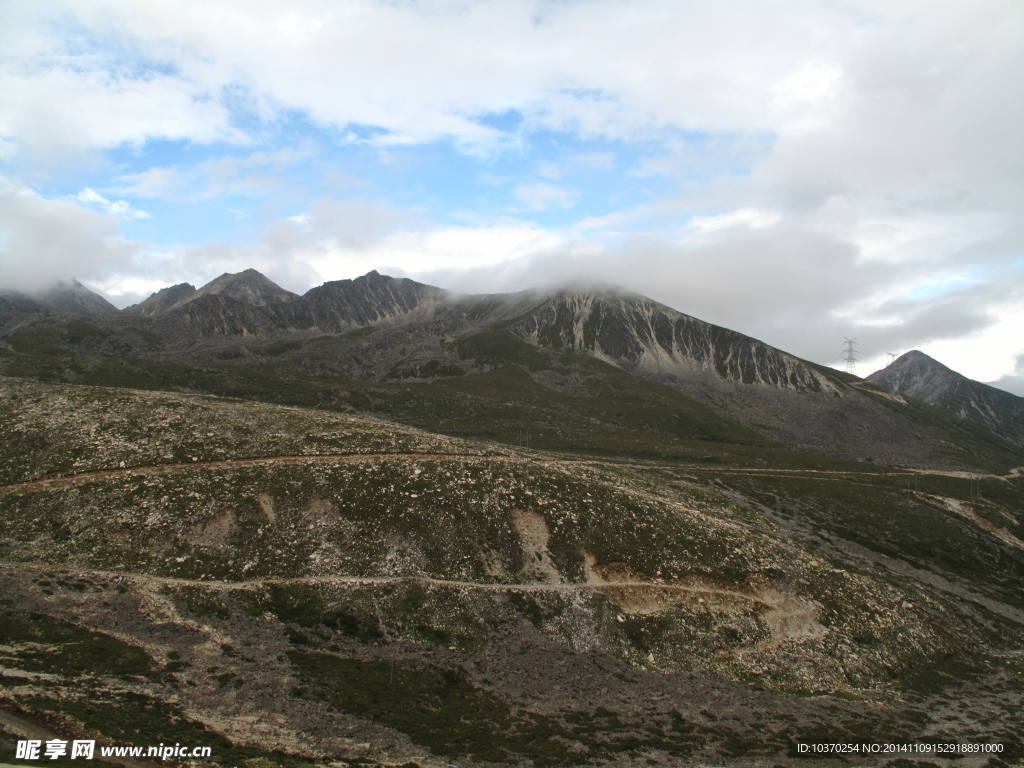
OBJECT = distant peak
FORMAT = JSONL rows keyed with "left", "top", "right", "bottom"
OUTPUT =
{"left": 209, "top": 268, "right": 266, "bottom": 282}
{"left": 891, "top": 350, "right": 953, "bottom": 372}
{"left": 121, "top": 282, "right": 197, "bottom": 316}
{"left": 867, "top": 348, "right": 1023, "bottom": 446}
{"left": 30, "top": 278, "right": 118, "bottom": 314}
{"left": 199, "top": 268, "right": 276, "bottom": 286}
{"left": 900, "top": 350, "right": 930, "bottom": 360}
{"left": 870, "top": 350, "right": 966, "bottom": 387}
{"left": 191, "top": 268, "right": 298, "bottom": 307}
{"left": 39, "top": 277, "right": 87, "bottom": 294}
{"left": 554, "top": 278, "right": 625, "bottom": 294}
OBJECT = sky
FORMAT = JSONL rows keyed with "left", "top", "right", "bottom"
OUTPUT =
{"left": 1, "top": 0, "right": 1022, "bottom": 394}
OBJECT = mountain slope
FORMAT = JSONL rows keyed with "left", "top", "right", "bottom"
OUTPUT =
{"left": 501, "top": 289, "right": 1023, "bottom": 468}
{"left": 868, "top": 350, "right": 1024, "bottom": 446}
{"left": 0, "top": 291, "right": 46, "bottom": 326}
{"left": 37, "top": 279, "right": 119, "bottom": 314}
{"left": 121, "top": 282, "right": 197, "bottom": 316}
{"left": 2, "top": 375, "right": 1023, "bottom": 767}
{"left": 511, "top": 289, "right": 835, "bottom": 393}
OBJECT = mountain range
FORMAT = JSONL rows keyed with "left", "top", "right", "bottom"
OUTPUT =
{"left": 1, "top": 269, "right": 1021, "bottom": 465}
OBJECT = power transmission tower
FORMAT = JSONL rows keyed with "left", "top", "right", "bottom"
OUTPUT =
{"left": 887, "top": 352, "right": 897, "bottom": 363}
{"left": 843, "top": 338, "right": 858, "bottom": 374}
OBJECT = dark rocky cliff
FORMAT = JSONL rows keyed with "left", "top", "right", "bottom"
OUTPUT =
{"left": 511, "top": 290, "right": 836, "bottom": 393}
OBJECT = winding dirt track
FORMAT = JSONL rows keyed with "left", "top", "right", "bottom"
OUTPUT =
{"left": 0, "top": 449, "right": 1002, "bottom": 499}
{"left": 1, "top": 561, "right": 766, "bottom": 606}
{"left": 0, "top": 451, "right": 1016, "bottom": 608}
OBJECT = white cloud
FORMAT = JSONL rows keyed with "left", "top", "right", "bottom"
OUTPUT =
{"left": 0, "top": 1, "right": 945, "bottom": 152}
{"left": 0, "top": 66, "right": 241, "bottom": 158}
{"left": 265, "top": 196, "right": 417, "bottom": 253}
{"left": 515, "top": 183, "right": 577, "bottom": 212}
{"left": 988, "top": 353, "right": 1024, "bottom": 397}
{"left": 0, "top": 185, "right": 140, "bottom": 291}
{"left": 538, "top": 162, "right": 561, "bottom": 180}
{"left": 75, "top": 188, "right": 150, "bottom": 220}
{"left": 912, "top": 303, "right": 1024, "bottom": 387}
{"left": 538, "top": 152, "right": 616, "bottom": 180}
{"left": 568, "top": 209, "right": 650, "bottom": 238}
{"left": 111, "top": 147, "right": 316, "bottom": 202}
{"left": 688, "top": 208, "right": 780, "bottom": 234}
{"left": 5, "top": 0, "right": 1022, "bottom": 218}
{"left": 307, "top": 222, "right": 565, "bottom": 285}
{"left": 769, "top": 60, "right": 844, "bottom": 132}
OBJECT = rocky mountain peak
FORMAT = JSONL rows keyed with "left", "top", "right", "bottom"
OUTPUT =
{"left": 37, "top": 279, "right": 118, "bottom": 314}
{"left": 870, "top": 350, "right": 969, "bottom": 395}
{"left": 121, "top": 270, "right": 298, "bottom": 319}
{"left": 295, "top": 270, "right": 450, "bottom": 330}
{"left": 192, "top": 269, "right": 299, "bottom": 307}
{"left": 868, "top": 350, "right": 1024, "bottom": 446}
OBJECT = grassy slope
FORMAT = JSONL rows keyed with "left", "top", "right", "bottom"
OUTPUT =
{"left": 5, "top": 321, "right": 1023, "bottom": 475}
{"left": 0, "top": 329, "right": 770, "bottom": 459}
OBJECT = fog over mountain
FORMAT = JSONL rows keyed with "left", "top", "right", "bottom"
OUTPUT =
{"left": 1, "top": 0, "right": 1022, "bottom": 388}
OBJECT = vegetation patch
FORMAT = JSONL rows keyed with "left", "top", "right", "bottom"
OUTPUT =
{"left": 18, "top": 692, "right": 316, "bottom": 768}
{"left": 289, "top": 652, "right": 705, "bottom": 765}
{"left": 0, "top": 609, "right": 155, "bottom": 679}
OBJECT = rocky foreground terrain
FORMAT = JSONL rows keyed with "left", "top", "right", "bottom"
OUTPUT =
{"left": 2, "top": 376, "right": 1023, "bottom": 768}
